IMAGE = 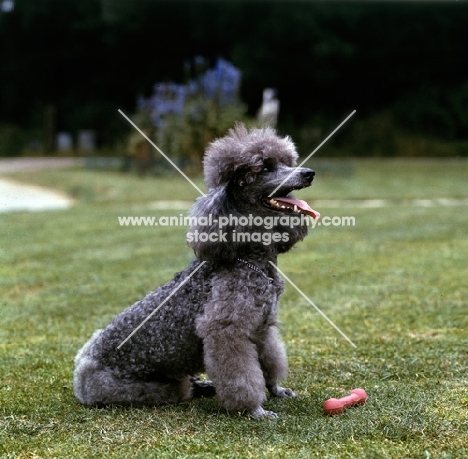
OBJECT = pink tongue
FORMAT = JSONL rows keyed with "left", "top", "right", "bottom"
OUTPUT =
{"left": 274, "top": 197, "right": 320, "bottom": 219}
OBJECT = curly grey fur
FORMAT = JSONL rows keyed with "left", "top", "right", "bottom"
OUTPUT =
{"left": 73, "top": 123, "right": 315, "bottom": 418}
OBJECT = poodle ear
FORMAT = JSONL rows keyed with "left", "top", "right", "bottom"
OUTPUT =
{"left": 187, "top": 185, "right": 240, "bottom": 264}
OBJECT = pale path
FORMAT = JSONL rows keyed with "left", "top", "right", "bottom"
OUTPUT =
{"left": 1, "top": 154, "right": 466, "bottom": 213}
{"left": 0, "top": 157, "right": 83, "bottom": 173}
{"left": 0, "top": 157, "right": 82, "bottom": 213}
{"left": 149, "top": 198, "right": 468, "bottom": 210}
{"left": 313, "top": 198, "right": 468, "bottom": 208}
{"left": 0, "top": 178, "right": 74, "bottom": 213}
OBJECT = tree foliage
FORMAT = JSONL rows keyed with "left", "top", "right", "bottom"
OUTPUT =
{"left": 1, "top": 0, "right": 467, "bottom": 154}
{"left": 128, "top": 57, "right": 249, "bottom": 171}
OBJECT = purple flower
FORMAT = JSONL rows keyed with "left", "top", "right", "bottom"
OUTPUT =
{"left": 137, "top": 58, "right": 242, "bottom": 126}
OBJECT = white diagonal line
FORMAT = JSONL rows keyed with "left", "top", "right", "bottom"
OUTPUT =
{"left": 118, "top": 109, "right": 206, "bottom": 197}
{"left": 269, "top": 261, "right": 357, "bottom": 348}
{"left": 268, "top": 110, "right": 356, "bottom": 198}
{"left": 117, "top": 261, "right": 206, "bottom": 349}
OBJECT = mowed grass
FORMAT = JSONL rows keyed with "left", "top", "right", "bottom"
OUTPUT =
{"left": 1, "top": 159, "right": 467, "bottom": 458}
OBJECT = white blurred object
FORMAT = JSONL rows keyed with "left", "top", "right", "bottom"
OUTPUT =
{"left": 258, "top": 88, "right": 279, "bottom": 126}
{"left": 77, "top": 130, "right": 96, "bottom": 152}
{"left": 1, "top": 0, "right": 14, "bottom": 13}
{"left": 57, "top": 132, "right": 73, "bottom": 152}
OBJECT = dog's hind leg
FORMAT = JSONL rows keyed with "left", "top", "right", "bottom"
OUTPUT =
{"left": 73, "top": 334, "right": 191, "bottom": 406}
{"left": 73, "top": 356, "right": 192, "bottom": 406}
{"left": 258, "top": 325, "right": 296, "bottom": 399}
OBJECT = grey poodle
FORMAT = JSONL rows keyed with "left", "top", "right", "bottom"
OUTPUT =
{"left": 73, "top": 124, "right": 319, "bottom": 419}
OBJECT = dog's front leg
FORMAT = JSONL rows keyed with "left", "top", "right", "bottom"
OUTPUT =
{"left": 196, "top": 281, "right": 280, "bottom": 419}
{"left": 258, "top": 325, "right": 296, "bottom": 399}
{"left": 200, "top": 326, "right": 277, "bottom": 417}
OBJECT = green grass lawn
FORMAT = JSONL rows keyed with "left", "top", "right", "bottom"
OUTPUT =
{"left": 1, "top": 159, "right": 467, "bottom": 458}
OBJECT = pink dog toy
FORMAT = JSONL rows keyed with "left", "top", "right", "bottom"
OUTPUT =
{"left": 323, "top": 388, "right": 368, "bottom": 415}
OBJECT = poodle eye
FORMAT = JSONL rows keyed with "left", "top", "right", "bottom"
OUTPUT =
{"left": 262, "top": 159, "right": 276, "bottom": 173}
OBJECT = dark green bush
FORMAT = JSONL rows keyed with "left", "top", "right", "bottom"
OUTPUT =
{"left": 0, "top": 124, "right": 28, "bottom": 157}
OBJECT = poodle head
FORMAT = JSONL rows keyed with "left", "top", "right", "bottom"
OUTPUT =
{"left": 203, "top": 123, "right": 298, "bottom": 189}
{"left": 188, "top": 124, "right": 319, "bottom": 263}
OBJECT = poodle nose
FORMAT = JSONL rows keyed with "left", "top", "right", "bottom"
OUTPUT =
{"left": 301, "top": 168, "right": 315, "bottom": 184}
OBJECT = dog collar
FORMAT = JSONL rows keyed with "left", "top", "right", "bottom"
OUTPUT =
{"left": 237, "top": 258, "right": 273, "bottom": 284}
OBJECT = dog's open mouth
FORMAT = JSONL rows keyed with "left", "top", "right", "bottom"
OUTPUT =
{"left": 262, "top": 190, "right": 320, "bottom": 219}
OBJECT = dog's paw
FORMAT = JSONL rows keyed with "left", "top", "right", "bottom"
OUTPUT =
{"left": 250, "top": 406, "right": 279, "bottom": 420}
{"left": 268, "top": 384, "right": 297, "bottom": 399}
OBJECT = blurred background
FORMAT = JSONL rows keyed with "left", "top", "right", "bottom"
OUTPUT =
{"left": 1, "top": 0, "right": 468, "bottom": 167}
